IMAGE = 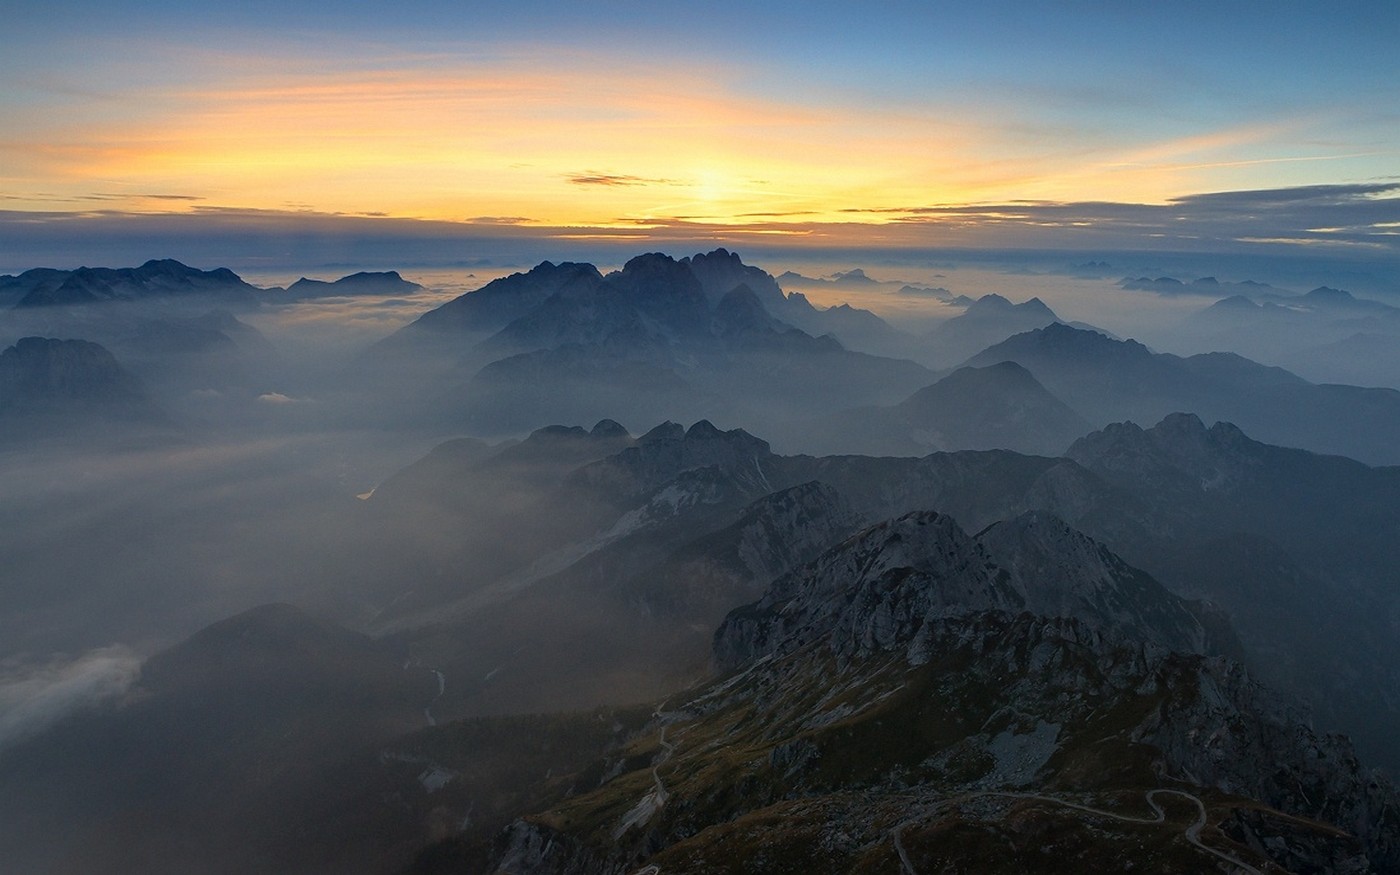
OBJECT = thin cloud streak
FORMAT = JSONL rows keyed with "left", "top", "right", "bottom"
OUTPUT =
{"left": 2, "top": 183, "right": 1396, "bottom": 275}
{"left": 566, "top": 173, "right": 681, "bottom": 187}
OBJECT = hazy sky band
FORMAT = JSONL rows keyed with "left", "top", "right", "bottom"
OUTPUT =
{"left": 3, "top": 1, "right": 1397, "bottom": 249}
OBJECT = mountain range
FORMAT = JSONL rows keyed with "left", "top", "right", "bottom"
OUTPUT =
{"left": 1, "top": 259, "right": 262, "bottom": 309}
{"left": 1177, "top": 285, "right": 1400, "bottom": 389}
{"left": 323, "top": 414, "right": 1400, "bottom": 780}
{"left": 368, "top": 251, "right": 933, "bottom": 437}
{"left": 968, "top": 321, "right": 1400, "bottom": 465}
{"left": 6, "top": 248, "right": 1400, "bottom": 874}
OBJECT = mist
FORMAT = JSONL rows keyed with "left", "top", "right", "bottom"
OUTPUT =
{"left": 0, "top": 647, "right": 141, "bottom": 751}
{"left": 4, "top": 246, "right": 1400, "bottom": 873}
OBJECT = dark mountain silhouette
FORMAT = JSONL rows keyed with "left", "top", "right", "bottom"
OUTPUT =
{"left": 1062, "top": 412, "right": 1400, "bottom": 764}
{"left": 762, "top": 412, "right": 1400, "bottom": 772}
{"left": 1178, "top": 285, "right": 1400, "bottom": 389}
{"left": 276, "top": 270, "right": 423, "bottom": 301}
{"left": 370, "top": 250, "right": 931, "bottom": 437}
{"left": 0, "top": 337, "right": 162, "bottom": 434}
{"left": 6, "top": 259, "right": 260, "bottom": 308}
{"left": 791, "top": 360, "right": 1091, "bottom": 456}
{"left": 922, "top": 292, "right": 1062, "bottom": 366}
{"left": 967, "top": 322, "right": 1400, "bottom": 465}
{"left": 0, "top": 604, "right": 435, "bottom": 875}
{"left": 408, "top": 261, "right": 604, "bottom": 339}
{"left": 686, "top": 248, "right": 790, "bottom": 311}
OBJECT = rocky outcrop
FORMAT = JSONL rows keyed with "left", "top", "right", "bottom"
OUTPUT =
{"left": 572, "top": 420, "right": 775, "bottom": 506}
{"left": 715, "top": 511, "right": 1016, "bottom": 670}
{"left": 975, "top": 511, "right": 1225, "bottom": 656}
{"left": 623, "top": 481, "right": 866, "bottom": 621}
{"left": 715, "top": 509, "right": 1221, "bottom": 672}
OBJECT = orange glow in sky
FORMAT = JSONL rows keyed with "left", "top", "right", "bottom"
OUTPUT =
{"left": 6, "top": 53, "right": 1369, "bottom": 232}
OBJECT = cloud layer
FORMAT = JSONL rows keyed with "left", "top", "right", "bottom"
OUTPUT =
{"left": 0, "top": 647, "right": 142, "bottom": 750}
{"left": 3, "top": 182, "right": 1396, "bottom": 274}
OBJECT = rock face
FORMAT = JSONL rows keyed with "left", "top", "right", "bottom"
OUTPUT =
{"left": 715, "top": 512, "right": 1017, "bottom": 670}
{"left": 975, "top": 511, "right": 1225, "bottom": 657}
{"left": 571, "top": 419, "right": 776, "bottom": 506}
{"left": 456, "top": 506, "right": 1398, "bottom": 875}
{"left": 714, "top": 509, "right": 1220, "bottom": 672}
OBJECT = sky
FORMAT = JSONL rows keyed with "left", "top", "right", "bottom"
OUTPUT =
{"left": 2, "top": 1, "right": 1398, "bottom": 268}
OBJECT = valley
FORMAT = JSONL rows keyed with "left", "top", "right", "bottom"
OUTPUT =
{"left": 2, "top": 249, "right": 1398, "bottom": 873}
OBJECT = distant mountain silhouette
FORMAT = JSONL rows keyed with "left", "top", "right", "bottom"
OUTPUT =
{"left": 791, "top": 360, "right": 1091, "bottom": 456}
{"left": 967, "top": 322, "right": 1400, "bottom": 465}
{"left": 0, "top": 337, "right": 162, "bottom": 434}
{"left": 1179, "top": 285, "right": 1400, "bottom": 389}
{"left": 370, "top": 250, "right": 930, "bottom": 436}
{"left": 921, "top": 293, "right": 1063, "bottom": 366}
{"left": 275, "top": 270, "right": 423, "bottom": 301}
{"left": 5, "top": 259, "right": 260, "bottom": 308}
{"left": 412, "top": 261, "right": 604, "bottom": 339}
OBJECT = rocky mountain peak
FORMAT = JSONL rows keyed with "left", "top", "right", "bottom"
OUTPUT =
{"left": 975, "top": 511, "right": 1217, "bottom": 655}
{"left": 611, "top": 252, "right": 697, "bottom": 291}
{"left": 1066, "top": 413, "right": 1254, "bottom": 495}
{"left": 576, "top": 420, "right": 773, "bottom": 504}
{"left": 1153, "top": 410, "right": 1209, "bottom": 441}
{"left": 717, "top": 507, "right": 1235, "bottom": 673}
{"left": 1303, "top": 285, "right": 1356, "bottom": 305}
{"left": 714, "top": 511, "right": 1015, "bottom": 670}
{"left": 407, "top": 260, "right": 602, "bottom": 335}
{"left": 683, "top": 248, "right": 788, "bottom": 312}
{"left": 639, "top": 420, "right": 685, "bottom": 443}
{"left": 973, "top": 323, "right": 1148, "bottom": 368}
{"left": 966, "top": 292, "right": 1013, "bottom": 312}
{"left": 589, "top": 418, "right": 629, "bottom": 438}
{"left": 712, "top": 283, "right": 787, "bottom": 338}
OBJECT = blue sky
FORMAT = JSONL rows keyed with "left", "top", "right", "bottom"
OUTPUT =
{"left": 2, "top": 0, "right": 1396, "bottom": 267}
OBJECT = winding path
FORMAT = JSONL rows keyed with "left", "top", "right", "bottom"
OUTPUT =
{"left": 423, "top": 668, "right": 445, "bottom": 726}
{"left": 613, "top": 708, "right": 681, "bottom": 840}
{"left": 892, "top": 789, "right": 1263, "bottom": 875}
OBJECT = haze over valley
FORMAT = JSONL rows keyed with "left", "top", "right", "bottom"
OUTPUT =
{"left": 4, "top": 1, "right": 1400, "bottom": 872}
{"left": 2, "top": 244, "right": 1400, "bottom": 872}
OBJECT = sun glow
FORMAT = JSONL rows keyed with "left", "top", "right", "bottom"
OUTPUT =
{"left": 3, "top": 36, "right": 1388, "bottom": 242}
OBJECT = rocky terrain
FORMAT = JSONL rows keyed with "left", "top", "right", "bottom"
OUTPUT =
{"left": 432, "top": 510, "right": 1399, "bottom": 874}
